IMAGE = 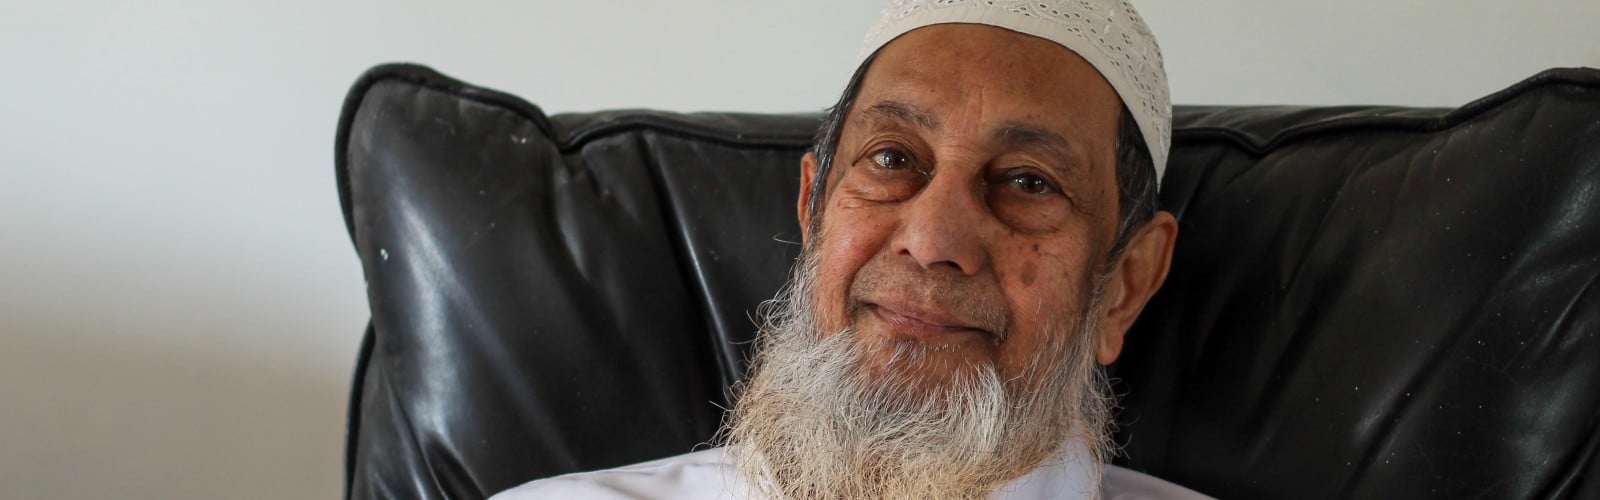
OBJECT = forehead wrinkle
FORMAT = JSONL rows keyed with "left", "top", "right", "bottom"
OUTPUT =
{"left": 991, "top": 122, "right": 1088, "bottom": 176}
{"left": 855, "top": 99, "right": 942, "bottom": 132}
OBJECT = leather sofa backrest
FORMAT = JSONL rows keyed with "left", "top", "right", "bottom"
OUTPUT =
{"left": 338, "top": 64, "right": 1600, "bottom": 499}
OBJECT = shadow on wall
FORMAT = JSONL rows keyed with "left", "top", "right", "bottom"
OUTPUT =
{"left": 0, "top": 319, "right": 345, "bottom": 500}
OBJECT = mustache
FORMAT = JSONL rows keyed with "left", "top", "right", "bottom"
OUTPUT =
{"left": 846, "top": 256, "right": 1011, "bottom": 339}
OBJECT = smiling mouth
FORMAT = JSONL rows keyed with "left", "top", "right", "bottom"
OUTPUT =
{"left": 865, "top": 303, "right": 995, "bottom": 341}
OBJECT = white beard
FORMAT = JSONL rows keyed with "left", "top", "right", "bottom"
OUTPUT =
{"left": 725, "top": 253, "right": 1114, "bottom": 499}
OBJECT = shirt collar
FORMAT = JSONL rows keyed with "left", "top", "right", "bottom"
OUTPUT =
{"left": 986, "top": 439, "right": 1101, "bottom": 500}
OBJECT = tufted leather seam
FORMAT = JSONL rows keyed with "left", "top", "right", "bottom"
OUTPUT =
{"left": 1171, "top": 68, "right": 1600, "bottom": 156}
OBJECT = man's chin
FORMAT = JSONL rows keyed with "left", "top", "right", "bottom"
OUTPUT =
{"left": 846, "top": 333, "right": 1005, "bottom": 401}
{"left": 731, "top": 323, "right": 1023, "bottom": 498}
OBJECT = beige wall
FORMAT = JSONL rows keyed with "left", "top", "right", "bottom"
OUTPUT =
{"left": 1, "top": 1, "right": 1595, "bottom": 498}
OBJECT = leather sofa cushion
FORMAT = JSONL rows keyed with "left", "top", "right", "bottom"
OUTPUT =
{"left": 338, "top": 64, "right": 1600, "bottom": 499}
{"left": 1118, "top": 72, "right": 1600, "bottom": 498}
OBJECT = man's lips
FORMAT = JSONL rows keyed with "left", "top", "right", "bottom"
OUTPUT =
{"left": 865, "top": 301, "right": 994, "bottom": 341}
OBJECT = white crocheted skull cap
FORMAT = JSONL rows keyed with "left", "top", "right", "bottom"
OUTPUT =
{"left": 858, "top": 0, "right": 1172, "bottom": 181}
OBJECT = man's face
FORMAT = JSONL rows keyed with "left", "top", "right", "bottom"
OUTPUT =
{"left": 799, "top": 24, "right": 1126, "bottom": 396}
{"left": 729, "top": 24, "right": 1177, "bottom": 497}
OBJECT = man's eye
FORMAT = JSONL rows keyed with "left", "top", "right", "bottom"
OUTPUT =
{"left": 871, "top": 149, "right": 911, "bottom": 170}
{"left": 1010, "top": 173, "right": 1055, "bottom": 195}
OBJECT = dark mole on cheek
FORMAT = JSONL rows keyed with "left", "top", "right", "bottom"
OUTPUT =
{"left": 1020, "top": 244, "right": 1041, "bottom": 286}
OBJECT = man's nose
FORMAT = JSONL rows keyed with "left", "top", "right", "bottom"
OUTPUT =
{"left": 892, "top": 167, "right": 989, "bottom": 276}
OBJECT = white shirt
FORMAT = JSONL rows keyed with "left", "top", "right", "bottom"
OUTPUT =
{"left": 491, "top": 445, "right": 1210, "bottom": 499}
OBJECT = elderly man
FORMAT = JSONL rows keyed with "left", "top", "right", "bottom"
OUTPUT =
{"left": 496, "top": 0, "right": 1202, "bottom": 498}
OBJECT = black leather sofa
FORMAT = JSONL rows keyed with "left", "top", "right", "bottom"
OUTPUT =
{"left": 337, "top": 63, "right": 1600, "bottom": 499}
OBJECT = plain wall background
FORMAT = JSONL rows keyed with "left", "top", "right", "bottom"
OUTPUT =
{"left": 2, "top": 1, "right": 1594, "bottom": 498}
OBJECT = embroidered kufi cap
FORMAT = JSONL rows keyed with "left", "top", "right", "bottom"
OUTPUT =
{"left": 858, "top": 0, "right": 1172, "bottom": 181}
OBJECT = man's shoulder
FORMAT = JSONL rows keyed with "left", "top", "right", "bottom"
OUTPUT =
{"left": 489, "top": 447, "right": 744, "bottom": 500}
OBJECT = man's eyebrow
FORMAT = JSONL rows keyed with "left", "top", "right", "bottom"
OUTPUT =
{"left": 992, "top": 122, "right": 1086, "bottom": 171}
{"left": 858, "top": 100, "right": 941, "bottom": 131}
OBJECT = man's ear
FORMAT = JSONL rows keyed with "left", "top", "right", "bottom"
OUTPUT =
{"left": 1095, "top": 211, "right": 1178, "bottom": 365}
{"left": 797, "top": 151, "right": 819, "bottom": 244}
